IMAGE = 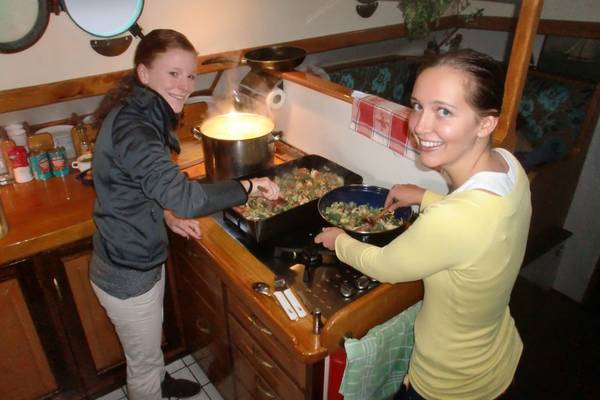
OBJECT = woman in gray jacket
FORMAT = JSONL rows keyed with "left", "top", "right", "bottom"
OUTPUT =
{"left": 91, "top": 29, "right": 279, "bottom": 400}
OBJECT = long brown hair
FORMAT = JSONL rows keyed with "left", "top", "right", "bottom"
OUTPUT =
{"left": 417, "top": 49, "right": 505, "bottom": 118}
{"left": 94, "top": 29, "right": 196, "bottom": 125}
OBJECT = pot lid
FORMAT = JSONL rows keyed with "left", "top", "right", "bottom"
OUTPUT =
{"left": 200, "top": 113, "right": 274, "bottom": 141}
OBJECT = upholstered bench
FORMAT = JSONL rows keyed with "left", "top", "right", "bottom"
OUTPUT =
{"left": 324, "top": 55, "right": 600, "bottom": 263}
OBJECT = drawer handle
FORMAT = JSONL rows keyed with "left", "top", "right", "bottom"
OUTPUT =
{"left": 53, "top": 277, "right": 63, "bottom": 302}
{"left": 243, "top": 343, "right": 274, "bottom": 370}
{"left": 186, "top": 249, "right": 201, "bottom": 260}
{"left": 195, "top": 319, "right": 211, "bottom": 335}
{"left": 256, "top": 380, "right": 277, "bottom": 399}
{"left": 246, "top": 314, "right": 273, "bottom": 336}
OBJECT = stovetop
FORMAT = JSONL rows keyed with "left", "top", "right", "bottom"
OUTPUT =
{"left": 213, "top": 212, "right": 379, "bottom": 318}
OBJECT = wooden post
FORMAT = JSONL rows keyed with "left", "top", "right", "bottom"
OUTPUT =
{"left": 493, "top": 0, "right": 544, "bottom": 150}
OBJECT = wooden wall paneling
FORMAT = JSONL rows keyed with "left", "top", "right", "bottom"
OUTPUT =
{"left": 2, "top": 13, "right": 599, "bottom": 114}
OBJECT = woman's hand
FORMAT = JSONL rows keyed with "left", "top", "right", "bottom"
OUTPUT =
{"left": 314, "top": 227, "right": 345, "bottom": 251}
{"left": 385, "top": 184, "right": 426, "bottom": 209}
{"left": 164, "top": 210, "right": 201, "bottom": 240}
{"left": 246, "top": 177, "right": 280, "bottom": 200}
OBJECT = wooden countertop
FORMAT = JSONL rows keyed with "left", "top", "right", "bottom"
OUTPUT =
{"left": 0, "top": 137, "right": 422, "bottom": 363}
{"left": 0, "top": 136, "right": 203, "bottom": 265}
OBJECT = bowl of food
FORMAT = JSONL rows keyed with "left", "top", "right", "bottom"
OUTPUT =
{"left": 318, "top": 184, "right": 413, "bottom": 246}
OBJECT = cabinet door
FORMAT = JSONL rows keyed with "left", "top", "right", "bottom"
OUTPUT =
{"left": 62, "top": 250, "right": 124, "bottom": 372}
{"left": 172, "top": 241, "right": 235, "bottom": 400}
{"left": 0, "top": 264, "right": 58, "bottom": 400}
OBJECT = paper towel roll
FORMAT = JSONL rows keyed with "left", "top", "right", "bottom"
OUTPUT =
{"left": 266, "top": 88, "right": 286, "bottom": 111}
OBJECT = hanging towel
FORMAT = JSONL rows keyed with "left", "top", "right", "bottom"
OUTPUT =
{"left": 339, "top": 301, "right": 422, "bottom": 400}
{"left": 350, "top": 91, "right": 418, "bottom": 159}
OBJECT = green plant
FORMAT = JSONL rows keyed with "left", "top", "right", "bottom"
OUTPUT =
{"left": 397, "top": 0, "right": 483, "bottom": 39}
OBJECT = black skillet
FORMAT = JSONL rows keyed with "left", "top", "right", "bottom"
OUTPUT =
{"left": 202, "top": 46, "right": 306, "bottom": 71}
{"left": 318, "top": 185, "right": 414, "bottom": 247}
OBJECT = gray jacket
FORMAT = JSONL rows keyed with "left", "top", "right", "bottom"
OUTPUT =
{"left": 92, "top": 85, "right": 247, "bottom": 274}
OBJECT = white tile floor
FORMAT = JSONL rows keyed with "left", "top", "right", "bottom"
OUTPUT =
{"left": 94, "top": 354, "right": 224, "bottom": 400}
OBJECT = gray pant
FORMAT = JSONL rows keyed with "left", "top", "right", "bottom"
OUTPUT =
{"left": 91, "top": 266, "right": 165, "bottom": 400}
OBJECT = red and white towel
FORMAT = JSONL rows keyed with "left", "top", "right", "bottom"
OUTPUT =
{"left": 350, "top": 92, "right": 418, "bottom": 159}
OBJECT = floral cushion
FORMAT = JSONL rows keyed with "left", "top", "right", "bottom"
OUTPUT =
{"left": 327, "top": 58, "right": 595, "bottom": 169}
{"left": 515, "top": 73, "right": 594, "bottom": 168}
{"left": 327, "top": 58, "right": 421, "bottom": 106}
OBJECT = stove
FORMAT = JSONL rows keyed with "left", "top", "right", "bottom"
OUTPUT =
{"left": 214, "top": 212, "right": 379, "bottom": 318}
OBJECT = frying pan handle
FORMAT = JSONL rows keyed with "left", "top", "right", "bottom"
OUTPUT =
{"left": 201, "top": 56, "right": 245, "bottom": 66}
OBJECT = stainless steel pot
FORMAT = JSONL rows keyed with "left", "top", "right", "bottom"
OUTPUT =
{"left": 193, "top": 113, "right": 279, "bottom": 181}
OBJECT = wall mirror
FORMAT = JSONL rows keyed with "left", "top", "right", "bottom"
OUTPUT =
{"left": 0, "top": 0, "right": 50, "bottom": 53}
{"left": 61, "top": 0, "right": 145, "bottom": 56}
{"left": 61, "top": 0, "right": 144, "bottom": 37}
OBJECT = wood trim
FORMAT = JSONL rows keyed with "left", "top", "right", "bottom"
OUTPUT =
{"left": 2, "top": 14, "right": 599, "bottom": 114}
{"left": 494, "top": 0, "right": 543, "bottom": 150}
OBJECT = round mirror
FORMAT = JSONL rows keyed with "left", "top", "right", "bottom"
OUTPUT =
{"left": 61, "top": 0, "right": 144, "bottom": 37}
{"left": 0, "top": 0, "right": 50, "bottom": 53}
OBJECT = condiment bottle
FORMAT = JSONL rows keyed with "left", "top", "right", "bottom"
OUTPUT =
{"left": 8, "top": 145, "right": 33, "bottom": 183}
{"left": 0, "top": 197, "right": 8, "bottom": 239}
{"left": 0, "top": 130, "right": 15, "bottom": 184}
{"left": 74, "top": 123, "right": 93, "bottom": 156}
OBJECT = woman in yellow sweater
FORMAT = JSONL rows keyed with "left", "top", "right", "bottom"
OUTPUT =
{"left": 315, "top": 49, "right": 531, "bottom": 400}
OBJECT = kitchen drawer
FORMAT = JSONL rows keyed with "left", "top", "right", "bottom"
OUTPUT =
{"left": 230, "top": 314, "right": 303, "bottom": 400}
{"left": 174, "top": 247, "right": 223, "bottom": 308}
{"left": 179, "top": 273, "right": 226, "bottom": 347}
{"left": 228, "top": 293, "right": 306, "bottom": 388}
{"left": 232, "top": 342, "right": 303, "bottom": 400}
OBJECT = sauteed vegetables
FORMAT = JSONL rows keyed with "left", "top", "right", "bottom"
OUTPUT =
{"left": 238, "top": 168, "right": 344, "bottom": 220}
{"left": 323, "top": 201, "right": 404, "bottom": 233}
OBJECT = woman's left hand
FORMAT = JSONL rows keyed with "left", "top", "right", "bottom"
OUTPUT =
{"left": 314, "top": 227, "right": 345, "bottom": 251}
{"left": 164, "top": 210, "right": 201, "bottom": 240}
{"left": 248, "top": 177, "right": 280, "bottom": 200}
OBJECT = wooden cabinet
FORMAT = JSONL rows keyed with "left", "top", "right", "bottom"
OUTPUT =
{"left": 171, "top": 234, "right": 235, "bottom": 400}
{"left": 0, "top": 239, "right": 185, "bottom": 400}
{"left": 0, "top": 260, "right": 58, "bottom": 400}
{"left": 171, "top": 233, "right": 320, "bottom": 400}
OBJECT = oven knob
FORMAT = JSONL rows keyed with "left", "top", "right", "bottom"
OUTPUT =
{"left": 340, "top": 282, "right": 357, "bottom": 298}
{"left": 355, "top": 275, "right": 371, "bottom": 291}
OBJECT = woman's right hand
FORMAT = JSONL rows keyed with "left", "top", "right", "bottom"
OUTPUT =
{"left": 384, "top": 184, "right": 426, "bottom": 209}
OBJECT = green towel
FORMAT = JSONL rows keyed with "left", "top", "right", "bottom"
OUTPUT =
{"left": 340, "top": 301, "right": 421, "bottom": 400}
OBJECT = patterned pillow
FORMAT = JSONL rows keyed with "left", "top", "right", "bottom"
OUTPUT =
{"left": 517, "top": 73, "right": 594, "bottom": 163}
{"left": 327, "top": 58, "right": 421, "bottom": 106}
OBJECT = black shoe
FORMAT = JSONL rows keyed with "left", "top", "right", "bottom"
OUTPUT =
{"left": 161, "top": 372, "right": 201, "bottom": 399}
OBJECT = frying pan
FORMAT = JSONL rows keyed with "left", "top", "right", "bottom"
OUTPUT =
{"left": 202, "top": 46, "right": 306, "bottom": 71}
{"left": 318, "top": 185, "right": 414, "bottom": 246}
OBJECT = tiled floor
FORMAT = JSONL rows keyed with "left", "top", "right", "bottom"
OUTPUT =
{"left": 94, "top": 355, "right": 223, "bottom": 400}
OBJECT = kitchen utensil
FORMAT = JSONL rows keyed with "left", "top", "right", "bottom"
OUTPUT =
{"left": 202, "top": 46, "right": 306, "bottom": 71}
{"left": 274, "top": 277, "right": 307, "bottom": 318}
{"left": 356, "top": 201, "right": 398, "bottom": 231}
{"left": 223, "top": 154, "right": 362, "bottom": 243}
{"left": 252, "top": 281, "right": 272, "bottom": 297}
{"left": 193, "top": 112, "right": 278, "bottom": 181}
{"left": 318, "top": 185, "right": 414, "bottom": 246}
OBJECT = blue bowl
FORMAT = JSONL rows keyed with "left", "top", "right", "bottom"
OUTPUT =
{"left": 318, "top": 185, "right": 413, "bottom": 245}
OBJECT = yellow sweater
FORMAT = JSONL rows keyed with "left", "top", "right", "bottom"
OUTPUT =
{"left": 335, "top": 152, "right": 531, "bottom": 400}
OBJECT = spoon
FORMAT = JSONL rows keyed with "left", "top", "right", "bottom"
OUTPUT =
{"left": 366, "top": 202, "right": 397, "bottom": 225}
{"left": 252, "top": 281, "right": 272, "bottom": 297}
{"left": 357, "top": 202, "right": 397, "bottom": 231}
